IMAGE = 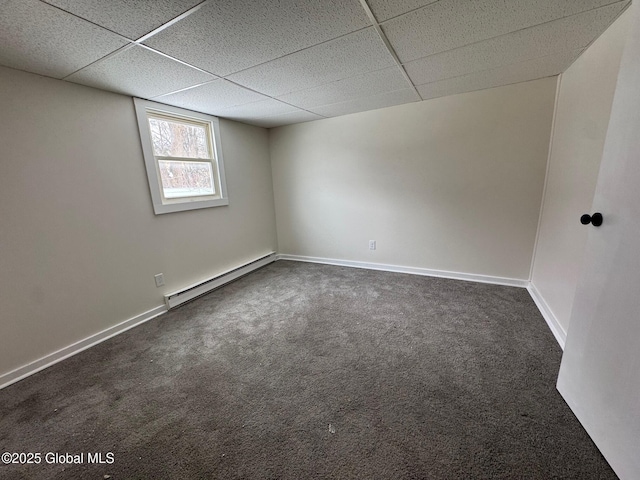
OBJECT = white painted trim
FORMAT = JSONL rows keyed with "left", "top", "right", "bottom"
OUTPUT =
{"left": 165, "top": 253, "right": 276, "bottom": 309}
{"left": 0, "top": 254, "right": 278, "bottom": 390}
{"left": 0, "top": 305, "right": 167, "bottom": 391}
{"left": 277, "top": 254, "right": 567, "bottom": 349}
{"left": 529, "top": 74, "right": 562, "bottom": 282}
{"left": 527, "top": 282, "right": 567, "bottom": 349}
{"left": 133, "top": 98, "right": 229, "bottom": 215}
{"left": 276, "top": 254, "right": 528, "bottom": 288}
{"left": 0, "top": 255, "right": 563, "bottom": 391}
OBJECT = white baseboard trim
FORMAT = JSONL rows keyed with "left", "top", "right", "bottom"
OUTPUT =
{"left": 0, "top": 257, "right": 564, "bottom": 390}
{"left": 527, "top": 283, "right": 567, "bottom": 349}
{"left": 278, "top": 254, "right": 566, "bottom": 349}
{"left": 0, "top": 305, "right": 167, "bottom": 390}
{"left": 0, "top": 254, "right": 281, "bottom": 390}
{"left": 276, "top": 254, "right": 529, "bottom": 288}
{"left": 164, "top": 252, "right": 276, "bottom": 309}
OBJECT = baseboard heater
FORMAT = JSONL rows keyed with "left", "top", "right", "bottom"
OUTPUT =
{"left": 164, "top": 252, "right": 276, "bottom": 310}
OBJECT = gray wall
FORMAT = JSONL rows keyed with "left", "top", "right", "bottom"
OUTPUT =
{"left": 270, "top": 78, "right": 556, "bottom": 280}
{"left": 2, "top": 8, "right": 630, "bottom": 381}
{"left": 0, "top": 66, "right": 278, "bottom": 378}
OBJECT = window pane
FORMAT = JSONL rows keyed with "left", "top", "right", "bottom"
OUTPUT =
{"left": 158, "top": 160, "right": 215, "bottom": 198}
{"left": 149, "top": 117, "right": 210, "bottom": 159}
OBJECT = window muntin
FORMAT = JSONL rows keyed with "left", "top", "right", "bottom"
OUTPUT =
{"left": 158, "top": 160, "right": 215, "bottom": 198}
{"left": 148, "top": 116, "right": 209, "bottom": 159}
{"left": 134, "top": 99, "right": 228, "bottom": 215}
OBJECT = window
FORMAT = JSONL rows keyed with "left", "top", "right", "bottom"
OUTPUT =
{"left": 134, "top": 98, "right": 228, "bottom": 214}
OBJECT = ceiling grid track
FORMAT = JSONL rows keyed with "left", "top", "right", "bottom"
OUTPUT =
{"left": 559, "top": 0, "right": 632, "bottom": 73}
{"left": 59, "top": 1, "right": 212, "bottom": 80}
{"left": 12, "top": 0, "right": 629, "bottom": 126}
{"left": 133, "top": 0, "right": 210, "bottom": 44}
{"left": 53, "top": 0, "right": 325, "bottom": 121}
{"left": 152, "top": 76, "right": 329, "bottom": 120}
{"left": 36, "top": 0, "right": 132, "bottom": 43}
{"left": 357, "top": 0, "right": 423, "bottom": 100}
{"left": 213, "top": 79, "right": 329, "bottom": 118}
{"left": 61, "top": 44, "right": 135, "bottom": 80}
{"left": 398, "top": 0, "right": 631, "bottom": 76}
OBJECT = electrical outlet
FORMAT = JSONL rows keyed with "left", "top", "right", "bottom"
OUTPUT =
{"left": 369, "top": 240, "right": 376, "bottom": 250}
{"left": 154, "top": 273, "right": 165, "bottom": 287}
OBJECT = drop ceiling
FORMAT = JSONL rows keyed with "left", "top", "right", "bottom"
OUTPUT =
{"left": 0, "top": 0, "right": 630, "bottom": 128}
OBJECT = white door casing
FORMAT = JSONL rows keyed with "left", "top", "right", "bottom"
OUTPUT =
{"left": 557, "top": 2, "right": 640, "bottom": 479}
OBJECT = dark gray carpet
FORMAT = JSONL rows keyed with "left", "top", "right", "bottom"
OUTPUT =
{"left": 0, "top": 261, "right": 616, "bottom": 479}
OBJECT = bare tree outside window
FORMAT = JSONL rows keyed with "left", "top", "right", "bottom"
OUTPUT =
{"left": 134, "top": 98, "right": 228, "bottom": 214}
{"left": 148, "top": 117, "right": 215, "bottom": 198}
{"left": 148, "top": 118, "right": 209, "bottom": 158}
{"left": 158, "top": 161, "right": 215, "bottom": 198}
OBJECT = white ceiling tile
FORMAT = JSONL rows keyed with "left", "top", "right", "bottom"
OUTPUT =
{"left": 66, "top": 46, "right": 215, "bottom": 98}
{"left": 41, "top": 0, "right": 202, "bottom": 39}
{"left": 154, "top": 80, "right": 268, "bottom": 115}
{"left": 227, "top": 28, "right": 396, "bottom": 97}
{"left": 309, "top": 88, "right": 420, "bottom": 117}
{"left": 367, "top": 0, "right": 439, "bottom": 23}
{"left": 416, "top": 49, "right": 582, "bottom": 101}
{"left": 277, "top": 67, "right": 409, "bottom": 110}
{"left": 405, "top": 2, "right": 627, "bottom": 86}
{"left": 246, "top": 111, "right": 324, "bottom": 128}
{"left": 0, "top": 0, "right": 627, "bottom": 127}
{"left": 143, "top": 0, "right": 370, "bottom": 76}
{"left": 383, "top": 0, "right": 627, "bottom": 63}
{"left": 0, "top": 0, "right": 128, "bottom": 79}
{"left": 214, "top": 99, "right": 299, "bottom": 121}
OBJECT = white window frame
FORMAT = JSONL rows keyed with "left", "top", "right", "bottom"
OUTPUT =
{"left": 133, "top": 98, "right": 228, "bottom": 215}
